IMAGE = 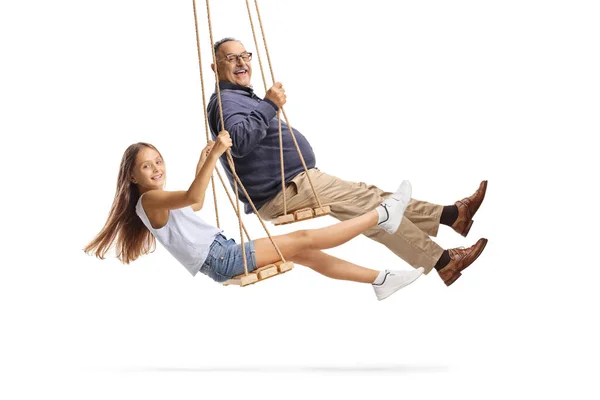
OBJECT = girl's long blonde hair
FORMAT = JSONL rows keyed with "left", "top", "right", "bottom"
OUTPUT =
{"left": 84, "top": 143, "right": 161, "bottom": 264}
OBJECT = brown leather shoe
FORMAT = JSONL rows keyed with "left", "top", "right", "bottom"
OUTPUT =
{"left": 438, "top": 238, "right": 488, "bottom": 286}
{"left": 452, "top": 180, "right": 488, "bottom": 237}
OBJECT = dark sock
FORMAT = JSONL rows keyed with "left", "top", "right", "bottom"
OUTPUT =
{"left": 434, "top": 251, "right": 451, "bottom": 271}
{"left": 440, "top": 205, "right": 459, "bottom": 226}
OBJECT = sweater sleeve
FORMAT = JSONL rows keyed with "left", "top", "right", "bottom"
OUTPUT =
{"left": 218, "top": 97, "right": 278, "bottom": 158}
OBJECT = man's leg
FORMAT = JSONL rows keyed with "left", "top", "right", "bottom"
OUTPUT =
{"left": 258, "top": 169, "right": 444, "bottom": 274}
{"left": 405, "top": 198, "right": 444, "bottom": 237}
{"left": 259, "top": 170, "right": 444, "bottom": 234}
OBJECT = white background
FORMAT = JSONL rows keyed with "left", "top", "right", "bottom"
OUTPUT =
{"left": 1, "top": 0, "right": 599, "bottom": 399}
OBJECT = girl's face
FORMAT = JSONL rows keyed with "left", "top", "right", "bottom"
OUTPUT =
{"left": 131, "top": 147, "right": 166, "bottom": 192}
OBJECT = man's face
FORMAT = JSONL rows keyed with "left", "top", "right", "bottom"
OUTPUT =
{"left": 214, "top": 41, "right": 252, "bottom": 87}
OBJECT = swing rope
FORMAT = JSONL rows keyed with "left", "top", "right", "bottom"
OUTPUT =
{"left": 243, "top": 1, "right": 287, "bottom": 216}
{"left": 192, "top": 0, "right": 251, "bottom": 241}
{"left": 204, "top": 0, "right": 248, "bottom": 274}
{"left": 192, "top": 0, "right": 219, "bottom": 228}
{"left": 245, "top": 0, "right": 325, "bottom": 212}
{"left": 203, "top": 0, "right": 288, "bottom": 272}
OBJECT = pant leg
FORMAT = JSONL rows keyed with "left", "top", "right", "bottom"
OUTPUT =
{"left": 258, "top": 169, "right": 444, "bottom": 274}
{"left": 406, "top": 198, "right": 444, "bottom": 237}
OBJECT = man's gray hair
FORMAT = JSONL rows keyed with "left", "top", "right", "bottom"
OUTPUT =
{"left": 213, "top": 37, "right": 242, "bottom": 58}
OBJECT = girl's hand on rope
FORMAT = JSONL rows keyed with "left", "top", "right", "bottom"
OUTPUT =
{"left": 265, "top": 82, "right": 287, "bottom": 109}
{"left": 200, "top": 141, "right": 215, "bottom": 165}
{"left": 213, "top": 130, "right": 233, "bottom": 157}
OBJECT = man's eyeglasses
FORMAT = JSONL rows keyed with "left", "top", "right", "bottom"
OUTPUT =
{"left": 218, "top": 52, "right": 253, "bottom": 64}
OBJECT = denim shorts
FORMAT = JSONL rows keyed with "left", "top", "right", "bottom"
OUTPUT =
{"left": 199, "top": 234, "right": 257, "bottom": 283}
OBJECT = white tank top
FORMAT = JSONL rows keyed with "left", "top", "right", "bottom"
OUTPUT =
{"left": 135, "top": 194, "right": 222, "bottom": 276}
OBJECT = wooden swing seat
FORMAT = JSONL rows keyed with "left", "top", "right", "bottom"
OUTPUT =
{"left": 273, "top": 205, "right": 331, "bottom": 226}
{"left": 222, "top": 261, "right": 294, "bottom": 287}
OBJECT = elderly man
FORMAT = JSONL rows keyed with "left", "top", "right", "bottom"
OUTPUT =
{"left": 207, "top": 37, "right": 488, "bottom": 286}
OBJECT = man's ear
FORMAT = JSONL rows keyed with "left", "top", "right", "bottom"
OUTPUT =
{"left": 210, "top": 63, "right": 216, "bottom": 73}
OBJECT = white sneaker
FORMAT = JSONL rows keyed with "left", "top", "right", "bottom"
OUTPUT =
{"left": 372, "top": 268, "right": 424, "bottom": 301}
{"left": 378, "top": 180, "right": 412, "bottom": 234}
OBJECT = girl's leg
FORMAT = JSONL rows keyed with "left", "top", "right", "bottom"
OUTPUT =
{"left": 290, "top": 250, "right": 378, "bottom": 284}
{"left": 253, "top": 210, "right": 378, "bottom": 268}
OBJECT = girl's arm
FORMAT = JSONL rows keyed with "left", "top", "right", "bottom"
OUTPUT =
{"left": 189, "top": 141, "right": 215, "bottom": 211}
{"left": 143, "top": 131, "right": 232, "bottom": 212}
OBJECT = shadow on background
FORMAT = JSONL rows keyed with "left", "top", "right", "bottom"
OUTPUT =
{"left": 121, "top": 364, "right": 449, "bottom": 374}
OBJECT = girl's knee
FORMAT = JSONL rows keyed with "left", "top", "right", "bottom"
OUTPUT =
{"left": 293, "top": 229, "right": 314, "bottom": 250}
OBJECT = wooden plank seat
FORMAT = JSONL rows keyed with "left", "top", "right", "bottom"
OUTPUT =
{"left": 273, "top": 205, "right": 331, "bottom": 226}
{"left": 222, "top": 261, "right": 294, "bottom": 287}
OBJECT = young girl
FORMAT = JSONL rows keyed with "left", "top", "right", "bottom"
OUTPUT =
{"left": 85, "top": 131, "right": 424, "bottom": 301}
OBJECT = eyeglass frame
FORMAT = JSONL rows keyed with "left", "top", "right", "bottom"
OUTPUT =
{"left": 217, "top": 52, "right": 253, "bottom": 64}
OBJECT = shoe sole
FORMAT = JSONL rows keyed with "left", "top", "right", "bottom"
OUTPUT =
{"left": 378, "top": 269, "right": 423, "bottom": 301}
{"left": 459, "top": 180, "right": 487, "bottom": 237}
{"left": 444, "top": 271, "right": 462, "bottom": 286}
{"left": 473, "top": 180, "right": 488, "bottom": 216}
{"left": 461, "top": 219, "right": 474, "bottom": 237}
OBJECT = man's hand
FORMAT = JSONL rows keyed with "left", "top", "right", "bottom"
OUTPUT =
{"left": 212, "top": 130, "right": 233, "bottom": 157}
{"left": 265, "top": 82, "right": 287, "bottom": 109}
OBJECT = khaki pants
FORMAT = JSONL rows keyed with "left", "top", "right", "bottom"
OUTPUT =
{"left": 257, "top": 169, "right": 445, "bottom": 274}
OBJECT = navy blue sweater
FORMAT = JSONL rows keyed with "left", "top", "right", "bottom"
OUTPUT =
{"left": 207, "top": 82, "right": 316, "bottom": 214}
